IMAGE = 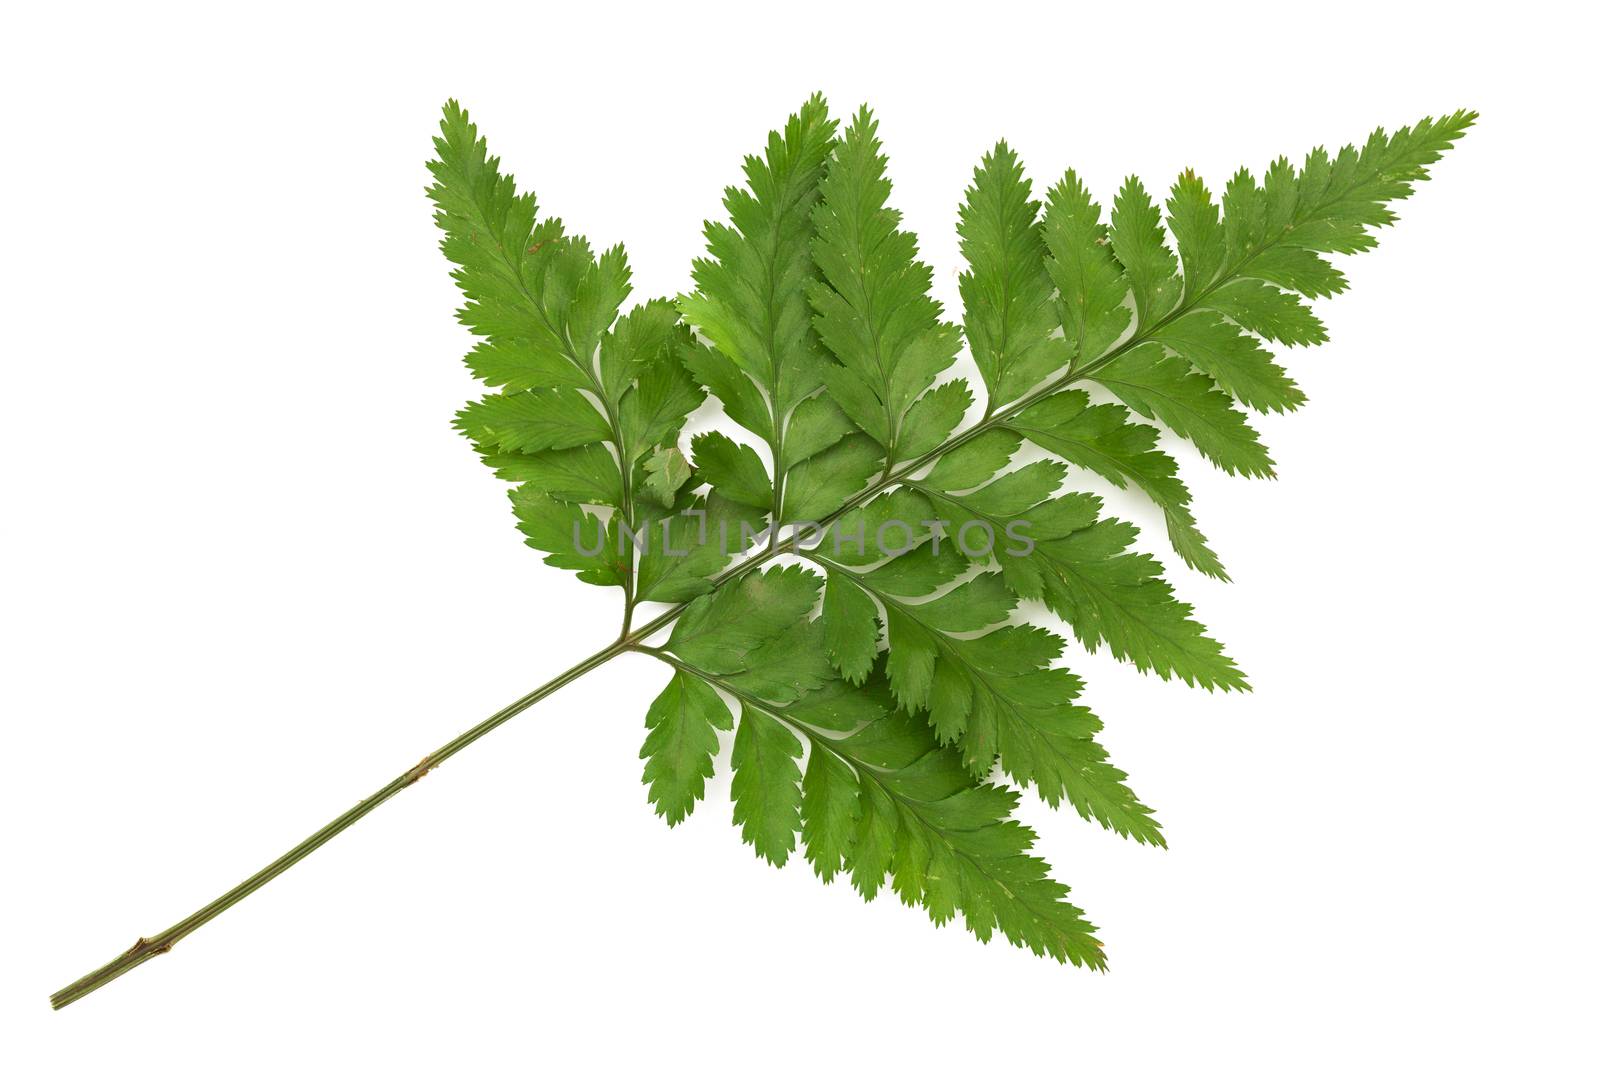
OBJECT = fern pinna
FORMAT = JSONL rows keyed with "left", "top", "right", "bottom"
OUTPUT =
{"left": 51, "top": 97, "right": 1470, "bottom": 1007}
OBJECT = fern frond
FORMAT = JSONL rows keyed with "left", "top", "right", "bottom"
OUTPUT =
{"left": 1039, "top": 111, "right": 1477, "bottom": 482}
{"left": 429, "top": 101, "right": 711, "bottom": 603}
{"left": 43, "top": 100, "right": 1476, "bottom": 1011}
{"left": 437, "top": 100, "right": 1473, "bottom": 971}
{"left": 782, "top": 678, "right": 1106, "bottom": 966}
{"left": 677, "top": 95, "right": 880, "bottom": 529}
{"left": 959, "top": 142, "right": 1069, "bottom": 411}
{"left": 1005, "top": 393, "right": 1226, "bottom": 578}
{"left": 633, "top": 489, "right": 765, "bottom": 604}
{"left": 641, "top": 566, "right": 1107, "bottom": 964}
{"left": 809, "top": 107, "right": 966, "bottom": 470}
{"left": 640, "top": 671, "right": 731, "bottom": 826}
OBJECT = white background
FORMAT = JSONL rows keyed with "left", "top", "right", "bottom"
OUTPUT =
{"left": 3, "top": 2, "right": 1595, "bottom": 1062}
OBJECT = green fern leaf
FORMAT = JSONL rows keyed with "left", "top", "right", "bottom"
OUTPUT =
{"left": 633, "top": 490, "right": 763, "bottom": 604}
{"left": 510, "top": 486, "right": 625, "bottom": 587}
{"left": 958, "top": 142, "right": 1069, "bottom": 410}
{"left": 724, "top": 660, "right": 1105, "bottom": 966}
{"left": 641, "top": 446, "right": 691, "bottom": 507}
{"left": 641, "top": 671, "right": 732, "bottom": 826}
{"left": 665, "top": 564, "right": 823, "bottom": 674}
{"left": 809, "top": 107, "right": 966, "bottom": 468}
{"left": 429, "top": 101, "right": 711, "bottom": 604}
{"left": 691, "top": 432, "right": 772, "bottom": 510}
{"left": 730, "top": 702, "right": 806, "bottom": 865}
{"left": 998, "top": 495, "right": 1247, "bottom": 690}
{"left": 1006, "top": 393, "right": 1226, "bottom": 579}
{"left": 678, "top": 94, "right": 842, "bottom": 524}
{"left": 454, "top": 388, "right": 611, "bottom": 454}
{"left": 1091, "top": 344, "right": 1276, "bottom": 477}
{"left": 808, "top": 498, "right": 1166, "bottom": 830}
{"left": 1042, "top": 170, "right": 1131, "bottom": 367}
{"left": 49, "top": 99, "right": 1477, "bottom": 1013}
{"left": 426, "top": 100, "right": 1473, "bottom": 976}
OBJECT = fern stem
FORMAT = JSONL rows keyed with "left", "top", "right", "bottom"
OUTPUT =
{"left": 49, "top": 636, "right": 636, "bottom": 1010}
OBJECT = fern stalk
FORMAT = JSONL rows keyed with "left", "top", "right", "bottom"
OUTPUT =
{"left": 49, "top": 638, "right": 631, "bottom": 1009}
